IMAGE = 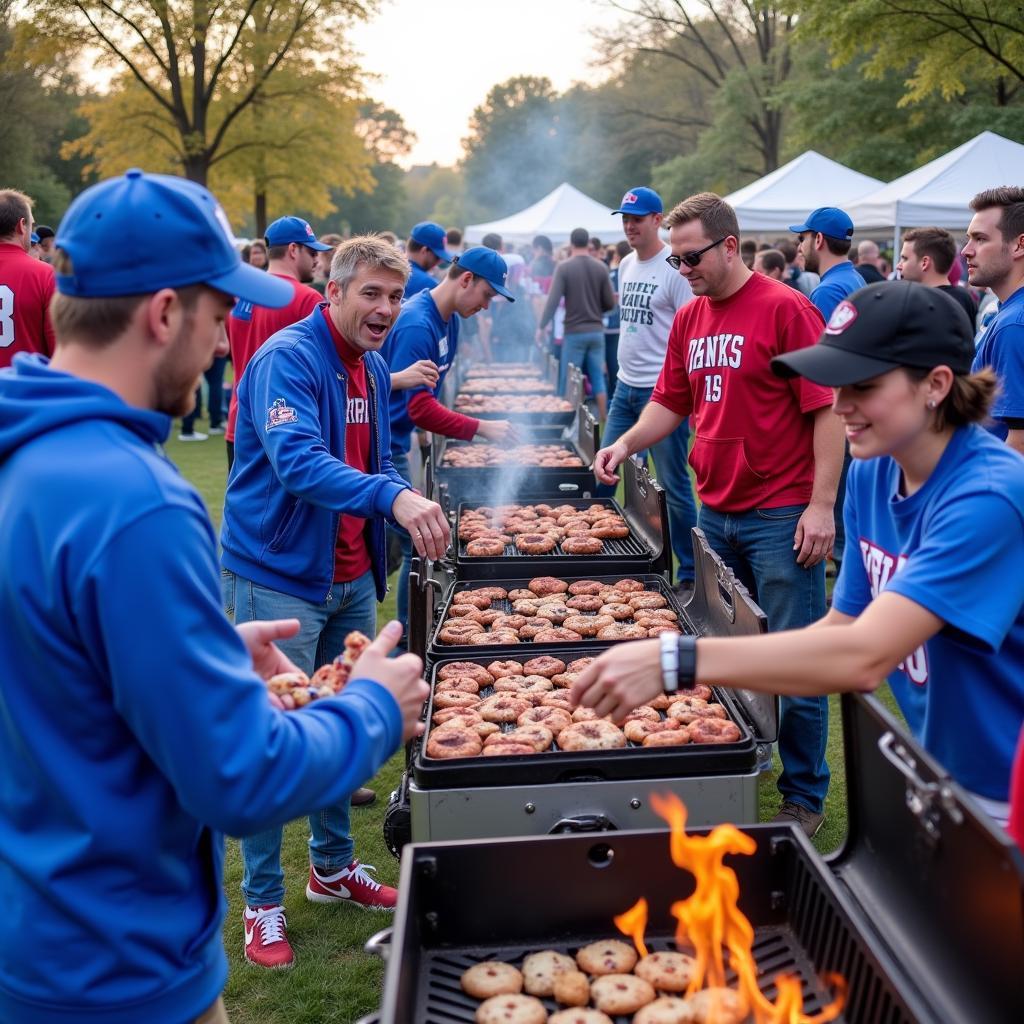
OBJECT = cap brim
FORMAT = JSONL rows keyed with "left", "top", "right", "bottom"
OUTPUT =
{"left": 305, "top": 240, "right": 331, "bottom": 252}
{"left": 209, "top": 261, "right": 295, "bottom": 308}
{"left": 771, "top": 343, "right": 901, "bottom": 387}
{"left": 787, "top": 222, "right": 810, "bottom": 234}
{"left": 429, "top": 246, "right": 453, "bottom": 263}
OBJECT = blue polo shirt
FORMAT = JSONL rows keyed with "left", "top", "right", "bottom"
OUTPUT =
{"left": 810, "top": 261, "right": 866, "bottom": 321}
{"left": 404, "top": 262, "right": 437, "bottom": 298}
{"left": 972, "top": 285, "right": 1024, "bottom": 440}
{"left": 381, "top": 288, "right": 459, "bottom": 455}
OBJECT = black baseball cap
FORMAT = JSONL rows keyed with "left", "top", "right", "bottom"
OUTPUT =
{"left": 771, "top": 281, "right": 975, "bottom": 386}
{"left": 35, "top": 225, "right": 55, "bottom": 241}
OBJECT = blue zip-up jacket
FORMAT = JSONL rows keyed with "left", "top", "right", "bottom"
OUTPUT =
{"left": 0, "top": 354, "right": 402, "bottom": 1024}
{"left": 221, "top": 306, "right": 411, "bottom": 602}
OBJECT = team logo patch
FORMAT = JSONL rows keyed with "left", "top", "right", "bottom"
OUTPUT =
{"left": 266, "top": 398, "right": 298, "bottom": 429}
{"left": 825, "top": 300, "right": 858, "bottom": 335}
{"left": 623, "top": 191, "right": 638, "bottom": 205}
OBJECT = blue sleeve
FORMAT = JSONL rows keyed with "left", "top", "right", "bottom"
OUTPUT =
{"left": 974, "top": 318, "right": 1024, "bottom": 422}
{"left": 831, "top": 469, "right": 872, "bottom": 617}
{"left": 884, "top": 492, "right": 1024, "bottom": 652}
{"left": 387, "top": 320, "right": 441, "bottom": 402}
{"left": 810, "top": 281, "right": 843, "bottom": 322}
{"left": 82, "top": 506, "right": 403, "bottom": 837}
{"left": 247, "top": 346, "right": 409, "bottom": 519}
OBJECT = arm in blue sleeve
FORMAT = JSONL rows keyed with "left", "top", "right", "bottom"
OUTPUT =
{"left": 247, "top": 346, "right": 409, "bottom": 519}
{"left": 83, "top": 507, "right": 403, "bottom": 837}
{"left": 983, "top": 321, "right": 1024, "bottom": 421}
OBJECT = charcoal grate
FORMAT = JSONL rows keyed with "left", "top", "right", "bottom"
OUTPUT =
{"left": 416, "top": 930, "right": 845, "bottom": 1023}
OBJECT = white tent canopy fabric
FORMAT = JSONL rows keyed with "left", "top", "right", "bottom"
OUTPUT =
{"left": 465, "top": 183, "right": 625, "bottom": 247}
{"left": 724, "top": 151, "right": 883, "bottom": 233}
{"left": 844, "top": 131, "right": 1024, "bottom": 233}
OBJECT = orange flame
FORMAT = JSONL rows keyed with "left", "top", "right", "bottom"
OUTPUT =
{"left": 613, "top": 897, "right": 649, "bottom": 958}
{"left": 615, "top": 793, "right": 846, "bottom": 1024}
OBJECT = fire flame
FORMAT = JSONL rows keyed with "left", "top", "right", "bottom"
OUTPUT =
{"left": 613, "top": 793, "right": 846, "bottom": 1024}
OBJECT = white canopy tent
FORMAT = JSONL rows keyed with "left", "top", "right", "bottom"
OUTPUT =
{"left": 845, "top": 132, "right": 1024, "bottom": 246}
{"left": 724, "top": 151, "right": 883, "bottom": 234}
{"left": 465, "top": 183, "right": 625, "bottom": 248}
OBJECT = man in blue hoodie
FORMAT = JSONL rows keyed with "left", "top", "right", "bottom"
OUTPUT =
{"left": 0, "top": 169, "right": 430, "bottom": 1024}
{"left": 220, "top": 234, "right": 450, "bottom": 968}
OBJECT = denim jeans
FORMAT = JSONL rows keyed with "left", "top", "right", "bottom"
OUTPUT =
{"left": 222, "top": 568, "right": 377, "bottom": 906}
{"left": 604, "top": 331, "right": 619, "bottom": 402}
{"left": 697, "top": 504, "right": 830, "bottom": 814}
{"left": 182, "top": 355, "right": 227, "bottom": 433}
{"left": 598, "top": 383, "right": 697, "bottom": 583}
{"left": 559, "top": 330, "right": 607, "bottom": 397}
{"left": 388, "top": 449, "right": 414, "bottom": 638}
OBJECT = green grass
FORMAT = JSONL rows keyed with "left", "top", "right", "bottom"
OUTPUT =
{"left": 168, "top": 415, "right": 898, "bottom": 1023}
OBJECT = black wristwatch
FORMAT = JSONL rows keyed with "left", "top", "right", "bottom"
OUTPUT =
{"left": 676, "top": 635, "right": 697, "bottom": 691}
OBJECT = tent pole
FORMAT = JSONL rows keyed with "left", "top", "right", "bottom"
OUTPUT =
{"left": 893, "top": 225, "right": 901, "bottom": 276}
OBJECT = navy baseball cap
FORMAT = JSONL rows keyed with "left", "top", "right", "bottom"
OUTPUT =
{"left": 454, "top": 246, "right": 514, "bottom": 301}
{"left": 264, "top": 215, "right": 330, "bottom": 251}
{"left": 54, "top": 169, "right": 292, "bottom": 306}
{"left": 35, "top": 225, "right": 55, "bottom": 241}
{"left": 772, "top": 281, "right": 975, "bottom": 386}
{"left": 612, "top": 187, "right": 663, "bottom": 216}
{"left": 410, "top": 221, "right": 452, "bottom": 262}
{"left": 788, "top": 207, "right": 855, "bottom": 241}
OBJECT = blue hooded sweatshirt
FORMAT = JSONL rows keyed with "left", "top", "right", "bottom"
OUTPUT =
{"left": 0, "top": 355, "right": 402, "bottom": 1024}
{"left": 221, "top": 306, "right": 411, "bottom": 602}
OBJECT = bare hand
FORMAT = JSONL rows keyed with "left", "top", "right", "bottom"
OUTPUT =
{"left": 793, "top": 501, "right": 835, "bottom": 568}
{"left": 392, "top": 488, "right": 451, "bottom": 560}
{"left": 349, "top": 621, "right": 430, "bottom": 741}
{"left": 236, "top": 619, "right": 303, "bottom": 681}
{"left": 593, "top": 440, "right": 629, "bottom": 486}
{"left": 476, "top": 419, "right": 520, "bottom": 444}
{"left": 570, "top": 640, "right": 662, "bottom": 721}
{"left": 391, "top": 359, "right": 439, "bottom": 392}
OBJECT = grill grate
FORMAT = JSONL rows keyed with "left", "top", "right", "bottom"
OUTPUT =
{"left": 414, "top": 931, "right": 843, "bottom": 1023}
{"left": 459, "top": 532, "right": 649, "bottom": 560}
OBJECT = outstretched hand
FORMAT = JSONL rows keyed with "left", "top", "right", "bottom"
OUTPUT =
{"left": 237, "top": 618, "right": 303, "bottom": 681}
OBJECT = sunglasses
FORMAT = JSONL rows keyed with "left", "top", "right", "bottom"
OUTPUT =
{"left": 666, "top": 236, "right": 728, "bottom": 270}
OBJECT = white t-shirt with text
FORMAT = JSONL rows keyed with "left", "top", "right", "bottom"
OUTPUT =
{"left": 616, "top": 244, "right": 694, "bottom": 388}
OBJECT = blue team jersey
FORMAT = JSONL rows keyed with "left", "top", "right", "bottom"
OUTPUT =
{"left": 810, "top": 261, "right": 866, "bottom": 322}
{"left": 381, "top": 288, "right": 459, "bottom": 455}
{"left": 832, "top": 425, "right": 1024, "bottom": 800}
{"left": 404, "top": 262, "right": 437, "bottom": 298}
{"left": 972, "top": 285, "right": 1024, "bottom": 440}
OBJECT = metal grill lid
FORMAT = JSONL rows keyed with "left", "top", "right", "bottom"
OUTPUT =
{"left": 832, "top": 692, "right": 1024, "bottom": 1023}
{"left": 685, "top": 529, "right": 778, "bottom": 744}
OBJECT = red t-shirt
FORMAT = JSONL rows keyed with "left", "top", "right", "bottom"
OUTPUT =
{"left": 225, "top": 274, "right": 321, "bottom": 440}
{"left": 0, "top": 243, "right": 55, "bottom": 369}
{"left": 651, "top": 272, "right": 830, "bottom": 512}
{"left": 321, "top": 307, "right": 372, "bottom": 583}
{"left": 1009, "top": 727, "right": 1024, "bottom": 848}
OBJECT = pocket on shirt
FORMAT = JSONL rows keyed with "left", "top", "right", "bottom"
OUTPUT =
{"left": 268, "top": 500, "right": 302, "bottom": 553}
{"left": 689, "top": 435, "right": 769, "bottom": 508}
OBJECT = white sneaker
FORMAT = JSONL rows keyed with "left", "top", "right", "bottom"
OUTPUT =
{"left": 207, "top": 425, "right": 225, "bottom": 435}
{"left": 178, "top": 431, "right": 209, "bottom": 442}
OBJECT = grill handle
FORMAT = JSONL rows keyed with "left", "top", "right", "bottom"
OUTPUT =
{"left": 549, "top": 813, "right": 618, "bottom": 834}
{"left": 878, "top": 729, "right": 963, "bottom": 839}
{"left": 364, "top": 926, "right": 393, "bottom": 962}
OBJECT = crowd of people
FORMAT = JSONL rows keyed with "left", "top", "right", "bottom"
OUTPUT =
{"left": 0, "top": 167, "right": 1023, "bottom": 1024}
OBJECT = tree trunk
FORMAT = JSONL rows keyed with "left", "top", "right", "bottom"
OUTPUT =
{"left": 255, "top": 191, "right": 267, "bottom": 237}
{"left": 182, "top": 155, "right": 208, "bottom": 186}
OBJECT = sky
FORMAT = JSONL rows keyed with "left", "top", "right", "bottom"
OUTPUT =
{"left": 349, "top": 0, "right": 608, "bottom": 168}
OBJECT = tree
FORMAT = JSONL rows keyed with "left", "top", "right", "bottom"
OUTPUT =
{"left": 600, "top": 1, "right": 798, "bottom": 175}
{"left": 35, "top": 1, "right": 375, "bottom": 188}
{"left": 792, "top": 0, "right": 1024, "bottom": 107}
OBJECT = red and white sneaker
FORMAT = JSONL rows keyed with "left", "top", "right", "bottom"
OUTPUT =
{"left": 306, "top": 860, "right": 397, "bottom": 910}
{"left": 242, "top": 904, "right": 294, "bottom": 969}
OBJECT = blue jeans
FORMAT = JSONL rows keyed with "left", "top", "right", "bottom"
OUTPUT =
{"left": 598, "top": 383, "right": 697, "bottom": 584}
{"left": 182, "top": 355, "right": 227, "bottom": 433}
{"left": 222, "top": 568, "right": 377, "bottom": 907}
{"left": 388, "top": 449, "right": 414, "bottom": 638}
{"left": 697, "top": 504, "right": 830, "bottom": 814}
{"left": 559, "top": 330, "right": 607, "bottom": 397}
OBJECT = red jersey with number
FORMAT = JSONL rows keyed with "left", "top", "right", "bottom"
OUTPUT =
{"left": 0, "top": 243, "right": 55, "bottom": 369}
{"left": 321, "top": 307, "right": 372, "bottom": 582}
{"left": 651, "top": 272, "right": 830, "bottom": 512}
{"left": 225, "top": 275, "right": 321, "bottom": 440}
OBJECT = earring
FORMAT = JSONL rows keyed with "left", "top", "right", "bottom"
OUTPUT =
{"left": 927, "top": 400, "right": 936, "bottom": 409}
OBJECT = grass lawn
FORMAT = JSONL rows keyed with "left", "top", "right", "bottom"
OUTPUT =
{"left": 168, "top": 413, "right": 899, "bottom": 1024}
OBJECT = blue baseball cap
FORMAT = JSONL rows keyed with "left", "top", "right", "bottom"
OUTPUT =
{"left": 264, "top": 215, "right": 331, "bottom": 251}
{"left": 410, "top": 221, "right": 452, "bottom": 262}
{"left": 612, "top": 187, "right": 663, "bottom": 216}
{"left": 788, "top": 207, "right": 855, "bottom": 241}
{"left": 54, "top": 169, "right": 292, "bottom": 306}
{"left": 454, "top": 246, "right": 514, "bottom": 301}
{"left": 30, "top": 232, "right": 40, "bottom": 244}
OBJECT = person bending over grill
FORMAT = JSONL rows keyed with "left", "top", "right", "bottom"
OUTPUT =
{"left": 221, "top": 235, "right": 449, "bottom": 968}
{"left": 575, "top": 281, "right": 1024, "bottom": 829}
{"left": 0, "top": 171, "right": 430, "bottom": 1023}
{"left": 382, "top": 246, "right": 519, "bottom": 645}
